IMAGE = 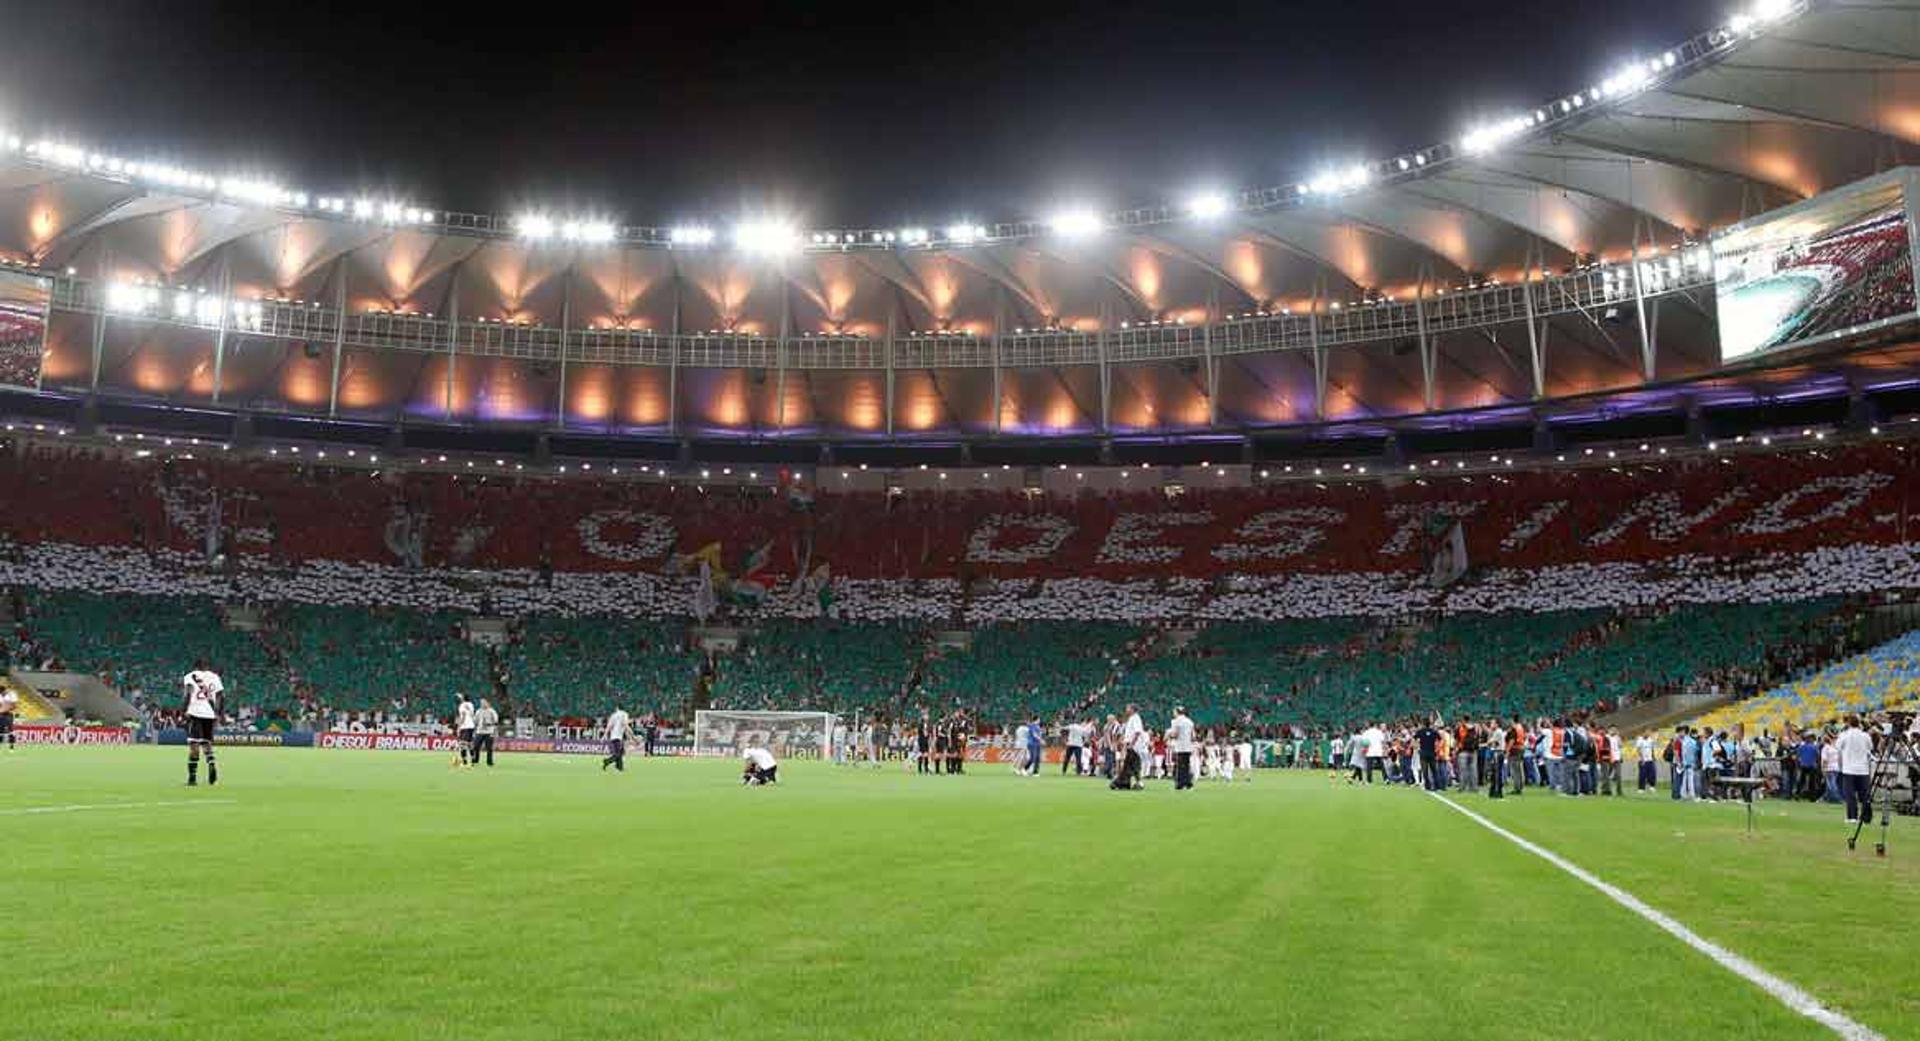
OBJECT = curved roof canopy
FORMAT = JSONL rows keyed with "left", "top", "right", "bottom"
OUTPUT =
{"left": 1, "top": 0, "right": 1917, "bottom": 440}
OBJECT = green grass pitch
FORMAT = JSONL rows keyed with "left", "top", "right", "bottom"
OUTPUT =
{"left": 4, "top": 747, "right": 1916, "bottom": 1040}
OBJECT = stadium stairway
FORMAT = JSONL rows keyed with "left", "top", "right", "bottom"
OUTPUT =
{"left": 2, "top": 673, "right": 62, "bottom": 722}
{"left": 1597, "top": 691, "right": 1742, "bottom": 736}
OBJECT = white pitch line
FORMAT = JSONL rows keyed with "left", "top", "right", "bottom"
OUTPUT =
{"left": 1426, "top": 792, "right": 1882, "bottom": 1041}
{"left": 0, "top": 798, "right": 237, "bottom": 817}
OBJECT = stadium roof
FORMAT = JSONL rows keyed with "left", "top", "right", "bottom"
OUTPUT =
{"left": 2, "top": 0, "right": 1920, "bottom": 444}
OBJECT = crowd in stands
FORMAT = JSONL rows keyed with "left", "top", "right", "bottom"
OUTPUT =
{"left": 1772, "top": 212, "right": 1917, "bottom": 342}
{"left": 503, "top": 616, "right": 704, "bottom": 722}
{"left": 2, "top": 437, "right": 1918, "bottom": 757}
{"left": 708, "top": 620, "right": 917, "bottom": 714}
{"left": 0, "top": 439, "right": 1912, "bottom": 587}
{"left": 1683, "top": 627, "right": 1920, "bottom": 738}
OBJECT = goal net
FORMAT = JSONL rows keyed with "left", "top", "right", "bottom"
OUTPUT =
{"left": 693, "top": 710, "right": 837, "bottom": 761}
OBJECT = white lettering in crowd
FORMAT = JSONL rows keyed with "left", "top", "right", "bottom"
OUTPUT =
{"left": 1500, "top": 500, "right": 1568, "bottom": 552}
{"left": 1212, "top": 507, "right": 1346, "bottom": 562}
{"left": 1586, "top": 489, "right": 1747, "bottom": 546}
{"left": 576, "top": 510, "right": 678, "bottom": 562}
{"left": 1737, "top": 473, "right": 1894, "bottom": 535}
{"left": 965, "top": 514, "right": 1077, "bottom": 563}
{"left": 1378, "top": 501, "right": 1484, "bottom": 556}
{"left": 1095, "top": 512, "right": 1216, "bottom": 564}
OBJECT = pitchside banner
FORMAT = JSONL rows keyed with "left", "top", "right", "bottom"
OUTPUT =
{"left": 1714, "top": 168, "right": 1920, "bottom": 361}
{"left": 157, "top": 728, "right": 314, "bottom": 747}
{"left": 319, "top": 731, "right": 621, "bottom": 755}
{"left": 964, "top": 741, "right": 1062, "bottom": 764}
{"left": 16, "top": 725, "right": 135, "bottom": 746}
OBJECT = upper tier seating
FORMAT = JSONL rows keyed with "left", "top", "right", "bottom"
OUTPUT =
{"left": 0, "top": 441, "right": 1907, "bottom": 587}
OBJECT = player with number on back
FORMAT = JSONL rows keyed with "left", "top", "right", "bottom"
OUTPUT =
{"left": 182, "top": 658, "right": 224, "bottom": 787}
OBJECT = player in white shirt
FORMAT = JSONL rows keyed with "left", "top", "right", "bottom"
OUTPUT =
{"left": 602, "top": 707, "right": 631, "bottom": 772}
{"left": 453, "top": 694, "right": 477, "bottom": 768}
{"left": 181, "top": 659, "right": 224, "bottom": 787}
{"left": 0, "top": 685, "right": 18, "bottom": 751}
{"left": 1168, "top": 707, "right": 1196, "bottom": 790}
{"left": 1235, "top": 737, "right": 1255, "bottom": 782}
{"left": 742, "top": 746, "right": 778, "bottom": 785}
{"left": 471, "top": 699, "right": 499, "bottom": 768}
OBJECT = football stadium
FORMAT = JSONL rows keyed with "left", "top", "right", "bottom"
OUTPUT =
{"left": 5, "top": 1, "right": 1920, "bottom": 1038}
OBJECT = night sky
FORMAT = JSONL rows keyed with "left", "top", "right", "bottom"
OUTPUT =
{"left": 2, "top": 0, "right": 1721, "bottom": 227}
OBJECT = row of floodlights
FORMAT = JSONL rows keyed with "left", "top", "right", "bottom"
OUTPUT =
{"left": 0, "top": 2, "right": 1799, "bottom": 256}
{"left": 0, "top": 135, "right": 435, "bottom": 228}
{"left": 104, "top": 280, "right": 264, "bottom": 331}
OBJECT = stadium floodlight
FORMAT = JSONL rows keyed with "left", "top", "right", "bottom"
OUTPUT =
{"left": 557, "top": 219, "right": 616, "bottom": 244}
{"left": 219, "top": 178, "right": 291, "bottom": 208}
{"left": 352, "top": 198, "right": 376, "bottom": 221}
{"left": 105, "top": 281, "right": 157, "bottom": 315}
{"left": 1048, "top": 208, "right": 1103, "bottom": 238}
{"left": 899, "top": 227, "right": 929, "bottom": 245}
{"left": 515, "top": 213, "right": 556, "bottom": 240}
{"left": 1460, "top": 114, "right": 1534, "bottom": 155}
{"left": 1185, "top": 192, "right": 1230, "bottom": 220}
{"left": 734, "top": 219, "right": 799, "bottom": 256}
{"left": 945, "top": 223, "right": 985, "bottom": 245}
{"left": 670, "top": 225, "right": 715, "bottom": 246}
{"left": 1753, "top": 0, "right": 1792, "bottom": 21}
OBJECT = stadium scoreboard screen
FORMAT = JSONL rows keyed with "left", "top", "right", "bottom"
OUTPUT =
{"left": 1713, "top": 169, "right": 1920, "bottom": 362}
{"left": 0, "top": 268, "right": 50, "bottom": 391}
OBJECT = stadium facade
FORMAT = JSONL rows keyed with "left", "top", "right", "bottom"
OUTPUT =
{"left": 2, "top": 0, "right": 1920, "bottom": 469}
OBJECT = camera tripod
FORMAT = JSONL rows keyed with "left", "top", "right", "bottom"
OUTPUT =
{"left": 1847, "top": 730, "right": 1918, "bottom": 857}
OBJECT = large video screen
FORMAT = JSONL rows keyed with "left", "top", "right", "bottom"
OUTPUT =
{"left": 0, "top": 269, "right": 51, "bottom": 390}
{"left": 1713, "top": 175, "right": 1917, "bottom": 361}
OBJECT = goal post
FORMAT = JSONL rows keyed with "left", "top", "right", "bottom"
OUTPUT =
{"left": 693, "top": 710, "right": 837, "bottom": 761}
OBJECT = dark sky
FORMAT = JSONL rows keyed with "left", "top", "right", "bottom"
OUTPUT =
{"left": 1, "top": 0, "right": 1720, "bottom": 228}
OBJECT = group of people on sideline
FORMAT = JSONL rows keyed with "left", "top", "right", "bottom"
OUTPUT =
{"left": 1662, "top": 715, "right": 1896, "bottom": 825}
{"left": 1323, "top": 716, "right": 1626, "bottom": 798}
{"left": 1269, "top": 710, "right": 1910, "bottom": 826}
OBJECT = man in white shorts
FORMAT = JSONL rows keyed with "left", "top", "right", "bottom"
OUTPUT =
{"left": 182, "top": 659, "right": 224, "bottom": 787}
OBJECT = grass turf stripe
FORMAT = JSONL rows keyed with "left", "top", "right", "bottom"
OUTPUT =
{"left": 1426, "top": 790, "right": 1882, "bottom": 1041}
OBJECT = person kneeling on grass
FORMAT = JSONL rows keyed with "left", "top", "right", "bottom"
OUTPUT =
{"left": 742, "top": 746, "right": 779, "bottom": 786}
